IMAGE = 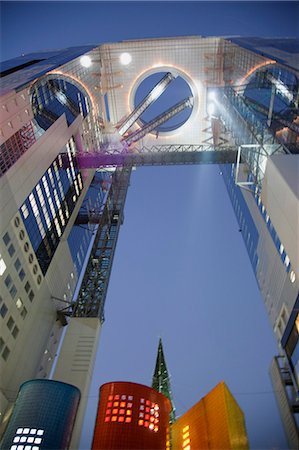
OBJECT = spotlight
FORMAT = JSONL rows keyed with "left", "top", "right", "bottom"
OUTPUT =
{"left": 208, "top": 91, "right": 217, "bottom": 101}
{"left": 120, "top": 52, "right": 132, "bottom": 65}
{"left": 80, "top": 55, "right": 92, "bottom": 68}
{"left": 207, "top": 103, "right": 215, "bottom": 116}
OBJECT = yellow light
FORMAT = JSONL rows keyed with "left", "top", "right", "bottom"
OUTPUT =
{"left": 240, "top": 60, "right": 276, "bottom": 85}
{"left": 183, "top": 432, "right": 189, "bottom": 439}
{"left": 183, "top": 425, "right": 189, "bottom": 433}
{"left": 183, "top": 438, "right": 190, "bottom": 446}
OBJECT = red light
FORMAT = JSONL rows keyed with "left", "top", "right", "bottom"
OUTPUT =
{"left": 138, "top": 420, "right": 144, "bottom": 426}
{"left": 108, "top": 395, "right": 113, "bottom": 401}
{"left": 146, "top": 400, "right": 150, "bottom": 406}
{"left": 112, "top": 409, "right": 118, "bottom": 414}
{"left": 107, "top": 402, "right": 112, "bottom": 407}
{"left": 106, "top": 409, "right": 111, "bottom": 415}
{"left": 145, "top": 414, "right": 149, "bottom": 420}
{"left": 111, "top": 416, "right": 117, "bottom": 422}
{"left": 120, "top": 401, "right": 126, "bottom": 407}
{"left": 144, "top": 421, "right": 149, "bottom": 427}
{"left": 114, "top": 395, "right": 120, "bottom": 400}
{"left": 118, "top": 417, "right": 124, "bottom": 422}
{"left": 104, "top": 417, "right": 110, "bottom": 422}
{"left": 125, "top": 417, "right": 131, "bottom": 423}
{"left": 119, "top": 409, "right": 125, "bottom": 415}
{"left": 145, "top": 407, "right": 150, "bottom": 413}
{"left": 113, "top": 401, "right": 119, "bottom": 407}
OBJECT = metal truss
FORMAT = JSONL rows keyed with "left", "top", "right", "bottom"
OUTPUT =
{"left": 72, "top": 167, "right": 131, "bottom": 320}
{"left": 118, "top": 72, "right": 176, "bottom": 136}
{"left": 76, "top": 144, "right": 238, "bottom": 169}
{"left": 124, "top": 97, "right": 193, "bottom": 145}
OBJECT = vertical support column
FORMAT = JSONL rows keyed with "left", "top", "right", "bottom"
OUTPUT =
{"left": 52, "top": 317, "right": 102, "bottom": 449}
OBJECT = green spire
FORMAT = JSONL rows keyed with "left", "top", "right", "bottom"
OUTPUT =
{"left": 152, "top": 338, "right": 176, "bottom": 423}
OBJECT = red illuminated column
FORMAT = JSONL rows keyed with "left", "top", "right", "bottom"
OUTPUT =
{"left": 91, "top": 381, "right": 171, "bottom": 450}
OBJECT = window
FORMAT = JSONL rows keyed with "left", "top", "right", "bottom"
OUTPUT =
{"left": 10, "top": 285, "right": 17, "bottom": 299}
{"left": 4, "top": 274, "right": 12, "bottom": 288}
{"left": 19, "top": 269, "right": 25, "bottom": 281}
{"left": 2, "top": 346, "right": 10, "bottom": 361}
{"left": 0, "top": 303, "right": 8, "bottom": 318}
{"left": 14, "top": 258, "right": 21, "bottom": 272}
{"left": 0, "top": 253, "right": 7, "bottom": 276}
{"left": 21, "top": 306, "right": 27, "bottom": 319}
{"left": 16, "top": 298, "right": 23, "bottom": 309}
{"left": 29, "top": 290, "right": 34, "bottom": 302}
{"left": 7, "top": 316, "right": 14, "bottom": 330}
{"left": 12, "top": 326, "right": 19, "bottom": 339}
{"left": 25, "top": 281, "right": 30, "bottom": 293}
{"left": 3, "top": 232, "right": 10, "bottom": 246}
{"left": 105, "top": 394, "right": 133, "bottom": 424}
{"left": 0, "top": 337, "right": 4, "bottom": 353}
{"left": 8, "top": 244, "right": 15, "bottom": 257}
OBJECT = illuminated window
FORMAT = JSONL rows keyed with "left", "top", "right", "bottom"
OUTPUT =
{"left": 138, "top": 400, "right": 159, "bottom": 431}
{"left": 182, "top": 425, "right": 191, "bottom": 450}
{"left": 10, "top": 428, "right": 44, "bottom": 449}
{"left": 105, "top": 394, "right": 133, "bottom": 424}
{"left": 0, "top": 253, "right": 7, "bottom": 276}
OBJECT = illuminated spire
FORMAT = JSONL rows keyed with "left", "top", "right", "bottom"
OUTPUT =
{"left": 152, "top": 338, "right": 176, "bottom": 423}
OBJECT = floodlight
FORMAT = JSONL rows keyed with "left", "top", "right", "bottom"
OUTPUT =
{"left": 80, "top": 55, "right": 92, "bottom": 68}
{"left": 120, "top": 53, "right": 132, "bottom": 65}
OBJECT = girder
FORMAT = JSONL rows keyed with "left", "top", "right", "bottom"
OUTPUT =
{"left": 243, "top": 96, "right": 299, "bottom": 134}
{"left": 72, "top": 167, "right": 131, "bottom": 320}
{"left": 124, "top": 97, "right": 193, "bottom": 145}
{"left": 76, "top": 145, "right": 238, "bottom": 169}
{"left": 117, "top": 72, "right": 176, "bottom": 136}
{"left": 47, "top": 79, "right": 80, "bottom": 117}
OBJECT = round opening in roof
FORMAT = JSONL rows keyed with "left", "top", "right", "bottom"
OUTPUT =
{"left": 31, "top": 75, "right": 91, "bottom": 132}
{"left": 131, "top": 69, "right": 196, "bottom": 136}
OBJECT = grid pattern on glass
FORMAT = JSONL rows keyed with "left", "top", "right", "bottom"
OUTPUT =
{"left": 0, "top": 121, "right": 37, "bottom": 177}
{"left": 19, "top": 137, "right": 83, "bottom": 275}
{"left": 182, "top": 425, "right": 191, "bottom": 450}
{"left": 138, "top": 399, "right": 159, "bottom": 432}
{"left": 104, "top": 394, "right": 133, "bottom": 424}
{"left": 10, "top": 427, "right": 44, "bottom": 450}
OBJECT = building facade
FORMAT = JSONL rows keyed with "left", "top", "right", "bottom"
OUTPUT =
{"left": 91, "top": 381, "right": 171, "bottom": 450}
{"left": 0, "top": 37, "right": 298, "bottom": 446}
{"left": 172, "top": 381, "right": 249, "bottom": 450}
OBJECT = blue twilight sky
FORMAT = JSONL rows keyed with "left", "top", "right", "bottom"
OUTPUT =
{"left": 1, "top": 2, "right": 299, "bottom": 449}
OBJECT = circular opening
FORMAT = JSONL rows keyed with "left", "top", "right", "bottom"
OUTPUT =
{"left": 24, "top": 242, "right": 29, "bottom": 252}
{"left": 28, "top": 254, "right": 34, "bottom": 264}
{"left": 133, "top": 71, "right": 193, "bottom": 134}
{"left": 31, "top": 76, "right": 90, "bottom": 131}
{"left": 14, "top": 217, "right": 20, "bottom": 227}
{"left": 19, "top": 230, "right": 25, "bottom": 240}
{"left": 243, "top": 66, "right": 298, "bottom": 129}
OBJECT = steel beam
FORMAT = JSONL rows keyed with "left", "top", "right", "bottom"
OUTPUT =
{"left": 124, "top": 97, "right": 193, "bottom": 145}
{"left": 118, "top": 72, "right": 176, "bottom": 136}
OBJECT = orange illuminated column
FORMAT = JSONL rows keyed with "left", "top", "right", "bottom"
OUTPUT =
{"left": 91, "top": 381, "right": 171, "bottom": 450}
{"left": 172, "top": 381, "right": 249, "bottom": 450}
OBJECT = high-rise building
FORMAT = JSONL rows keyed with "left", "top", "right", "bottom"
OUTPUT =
{"left": 172, "top": 381, "right": 249, "bottom": 450}
{"left": 0, "top": 37, "right": 298, "bottom": 447}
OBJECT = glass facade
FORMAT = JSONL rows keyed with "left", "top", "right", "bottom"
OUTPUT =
{"left": 0, "top": 379, "right": 80, "bottom": 450}
{"left": 67, "top": 170, "right": 111, "bottom": 275}
{"left": 20, "top": 137, "right": 83, "bottom": 274}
